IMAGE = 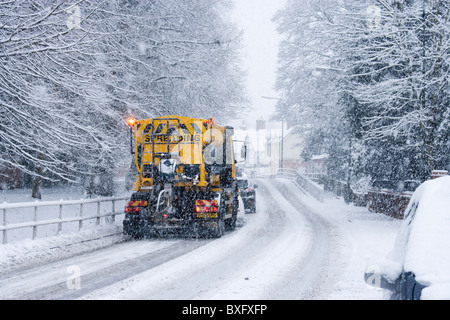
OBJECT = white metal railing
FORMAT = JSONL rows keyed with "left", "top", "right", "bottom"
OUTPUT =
{"left": 0, "top": 196, "right": 129, "bottom": 244}
{"left": 276, "top": 168, "right": 324, "bottom": 202}
{"left": 295, "top": 174, "right": 324, "bottom": 202}
{"left": 276, "top": 168, "right": 297, "bottom": 178}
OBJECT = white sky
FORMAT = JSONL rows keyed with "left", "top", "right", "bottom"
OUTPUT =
{"left": 231, "top": 0, "right": 286, "bottom": 129}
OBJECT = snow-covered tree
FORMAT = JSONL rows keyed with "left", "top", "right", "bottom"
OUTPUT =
{"left": 0, "top": 0, "right": 246, "bottom": 198}
{"left": 0, "top": 1, "right": 118, "bottom": 198}
{"left": 273, "top": 0, "right": 352, "bottom": 180}
{"left": 339, "top": 0, "right": 450, "bottom": 181}
{"left": 274, "top": 0, "right": 449, "bottom": 185}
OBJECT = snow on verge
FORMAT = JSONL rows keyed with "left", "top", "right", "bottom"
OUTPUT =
{"left": 0, "top": 224, "right": 124, "bottom": 274}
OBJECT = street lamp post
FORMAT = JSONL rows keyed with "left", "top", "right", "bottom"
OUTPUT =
{"left": 127, "top": 117, "right": 137, "bottom": 154}
{"left": 280, "top": 118, "right": 284, "bottom": 169}
{"left": 261, "top": 96, "right": 284, "bottom": 170}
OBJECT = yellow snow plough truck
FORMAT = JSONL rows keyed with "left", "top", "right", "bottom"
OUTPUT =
{"left": 123, "top": 115, "right": 242, "bottom": 238}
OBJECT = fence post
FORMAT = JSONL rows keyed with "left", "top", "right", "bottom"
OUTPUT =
{"left": 58, "top": 203, "right": 63, "bottom": 235}
{"left": 96, "top": 201, "right": 101, "bottom": 225}
{"left": 0, "top": 196, "right": 127, "bottom": 242}
{"left": 111, "top": 200, "right": 116, "bottom": 224}
{"left": 32, "top": 205, "right": 38, "bottom": 240}
{"left": 79, "top": 203, "right": 83, "bottom": 231}
{"left": 2, "top": 207, "right": 6, "bottom": 245}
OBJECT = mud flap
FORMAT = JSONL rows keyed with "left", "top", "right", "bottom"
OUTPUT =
{"left": 123, "top": 216, "right": 154, "bottom": 239}
{"left": 213, "top": 217, "right": 225, "bottom": 238}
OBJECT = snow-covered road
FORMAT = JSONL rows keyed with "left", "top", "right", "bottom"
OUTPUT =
{"left": 0, "top": 178, "right": 401, "bottom": 300}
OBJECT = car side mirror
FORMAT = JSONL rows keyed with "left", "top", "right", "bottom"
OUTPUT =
{"left": 364, "top": 265, "right": 396, "bottom": 292}
{"left": 253, "top": 184, "right": 258, "bottom": 188}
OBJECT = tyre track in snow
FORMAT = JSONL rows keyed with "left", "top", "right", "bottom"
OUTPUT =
{"left": 0, "top": 239, "right": 211, "bottom": 300}
{"left": 258, "top": 178, "right": 330, "bottom": 299}
{"left": 194, "top": 178, "right": 320, "bottom": 300}
{"left": 182, "top": 177, "right": 341, "bottom": 300}
{"left": 80, "top": 179, "right": 289, "bottom": 299}
{"left": 269, "top": 178, "right": 346, "bottom": 299}
{"left": 82, "top": 178, "right": 334, "bottom": 299}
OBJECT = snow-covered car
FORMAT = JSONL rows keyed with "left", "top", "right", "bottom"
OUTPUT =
{"left": 364, "top": 175, "right": 450, "bottom": 299}
{"left": 237, "top": 179, "right": 257, "bottom": 213}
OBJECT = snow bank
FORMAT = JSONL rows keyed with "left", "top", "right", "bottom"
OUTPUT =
{"left": 0, "top": 225, "right": 124, "bottom": 274}
{"left": 276, "top": 178, "right": 402, "bottom": 299}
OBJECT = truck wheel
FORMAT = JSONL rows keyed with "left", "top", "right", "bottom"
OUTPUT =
{"left": 129, "top": 229, "right": 143, "bottom": 240}
{"left": 144, "top": 226, "right": 156, "bottom": 238}
{"left": 213, "top": 217, "right": 225, "bottom": 238}
{"left": 226, "top": 199, "right": 238, "bottom": 231}
{"left": 123, "top": 220, "right": 142, "bottom": 239}
{"left": 225, "top": 216, "right": 236, "bottom": 231}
